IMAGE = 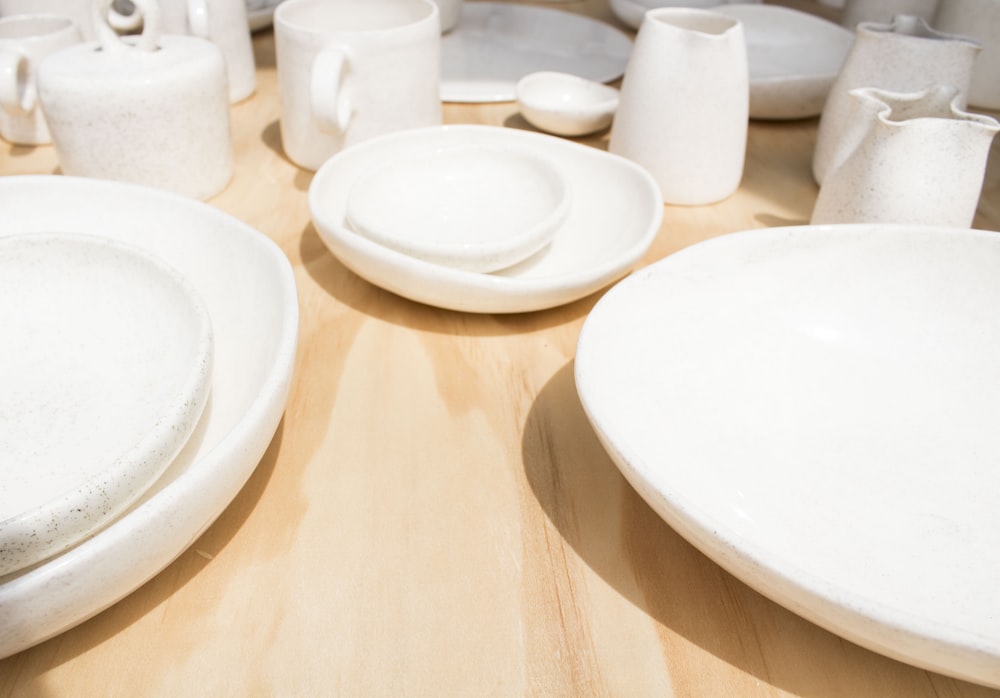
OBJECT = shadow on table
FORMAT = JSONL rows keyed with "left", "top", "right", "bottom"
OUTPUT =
{"left": 520, "top": 363, "right": 993, "bottom": 696}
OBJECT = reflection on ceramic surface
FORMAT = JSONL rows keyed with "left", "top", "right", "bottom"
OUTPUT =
{"left": 516, "top": 71, "right": 619, "bottom": 137}
{"left": 609, "top": 0, "right": 760, "bottom": 31}
{"left": 346, "top": 144, "right": 570, "bottom": 273}
{"left": 0, "top": 175, "right": 298, "bottom": 660}
{"left": 714, "top": 4, "right": 854, "bottom": 120}
{"left": 441, "top": 2, "right": 631, "bottom": 103}
{"left": 0, "top": 233, "right": 213, "bottom": 577}
{"left": 310, "top": 124, "right": 662, "bottom": 313}
{"left": 576, "top": 224, "right": 1000, "bottom": 689}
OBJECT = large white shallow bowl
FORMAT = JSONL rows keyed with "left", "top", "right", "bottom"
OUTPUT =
{"left": 0, "top": 175, "right": 299, "bottom": 659}
{"left": 575, "top": 224, "right": 1000, "bottom": 689}
{"left": 310, "top": 125, "right": 662, "bottom": 314}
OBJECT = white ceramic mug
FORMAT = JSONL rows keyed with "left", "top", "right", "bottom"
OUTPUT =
{"left": 0, "top": 14, "right": 81, "bottom": 145}
{"left": 609, "top": 8, "right": 748, "bottom": 205}
{"left": 37, "top": 0, "right": 233, "bottom": 199}
{"left": 274, "top": 0, "right": 442, "bottom": 171}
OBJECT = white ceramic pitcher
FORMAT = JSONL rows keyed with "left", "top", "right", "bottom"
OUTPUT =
{"left": 811, "top": 85, "right": 999, "bottom": 227}
{"left": 812, "top": 15, "right": 980, "bottom": 185}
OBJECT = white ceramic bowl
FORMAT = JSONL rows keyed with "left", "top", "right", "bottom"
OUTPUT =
{"left": 609, "top": 0, "right": 760, "bottom": 31}
{"left": 345, "top": 143, "right": 571, "bottom": 273}
{"left": 516, "top": 71, "right": 620, "bottom": 137}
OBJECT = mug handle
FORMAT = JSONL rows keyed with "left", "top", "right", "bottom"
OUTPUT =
{"left": 187, "top": 0, "right": 210, "bottom": 39}
{"left": 0, "top": 50, "right": 34, "bottom": 117}
{"left": 94, "top": 0, "right": 161, "bottom": 53}
{"left": 311, "top": 45, "right": 353, "bottom": 134}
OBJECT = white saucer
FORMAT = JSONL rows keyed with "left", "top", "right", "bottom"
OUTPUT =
{"left": 441, "top": 3, "right": 633, "bottom": 103}
{"left": 0, "top": 176, "right": 298, "bottom": 659}
{"left": 0, "top": 233, "right": 213, "bottom": 577}
{"left": 310, "top": 125, "right": 662, "bottom": 313}
{"left": 714, "top": 4, "right": 854, "bottom": 120}
{"left": 575, "top": 224, "right": 1000, "bottom": 689}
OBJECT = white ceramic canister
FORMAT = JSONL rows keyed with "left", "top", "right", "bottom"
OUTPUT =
{"left": 811, "top": 85, "right": 999, "bottom": 227}
{"left": 37, "top": 0, "right": 233, "bottom": 200}
{"left": 934, "top": 0, "right": 1000, "bottom": 110}
{"left": 0, "top": 14, "right": 81, "bottom": 145}
{"left": 813, "top": 14, "right": 980, "bottom": 184}
{"left": 609, "top": 8, "right": 748, "bottom": 205}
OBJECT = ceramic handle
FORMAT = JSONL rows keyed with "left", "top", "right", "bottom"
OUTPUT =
{"left": 0, "top": 50, "right": 34, "bottom": 117}
{"left": 94, "top": 0, "right": 161, "bottom": 53}
{"left": 311, "top": 45, "right": 353, "bottom": 134}
{"left": 187, "top": 0, "right": 210, "bottom": 39}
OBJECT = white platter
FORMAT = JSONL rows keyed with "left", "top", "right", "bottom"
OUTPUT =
{"left": 0, "top": 233, "right": 213, "bottom": 577}
{"left": 310, "top": 125, "right": 663, "bottom": 314}
{"left": 715, "top": 4, "right": 854, "bottom": 120}
{"left": 575, "top": 224, "right": 1000, "bottom": 689}
{"left": 0, "top": 176, "right": 299, "bottom": 659}
{"left": 441, "top": 3, "right": 633, "bottom": 103}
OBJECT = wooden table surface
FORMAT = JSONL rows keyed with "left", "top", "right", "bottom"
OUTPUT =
{"left": 2, "top": 1, "right": 1000, "bottom": 695}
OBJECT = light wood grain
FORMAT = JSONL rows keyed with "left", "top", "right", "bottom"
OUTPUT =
{"left": 2, "top": 2, "right": 1000, "bottom": 695}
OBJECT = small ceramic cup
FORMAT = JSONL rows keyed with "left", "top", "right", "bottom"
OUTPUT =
{"left": 37, "top": 0, "right": 233, "bottom": 199}
{"left": 274, "top": 0, "right": 442, "bottom": 171}
{"left": 0, "top": 14, "right": 82, "bottom": 145}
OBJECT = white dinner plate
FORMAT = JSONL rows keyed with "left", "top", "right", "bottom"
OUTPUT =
{"left": 309, "top": 125, "right": 662, "bottom": 314}
{"left": 715, "top": 4, "right": 854, "bottom": 120}
{"left": 0, "top": 176, "right": 299, "bottom": 659}
{"left": 575, "top": 224, "right": 1000, "bottom": 689}
{"left": 441, "top": 3, "right": 633, "bottom": 103}
{"left": 0, "top": 233, "right": 213, "bottom": 577}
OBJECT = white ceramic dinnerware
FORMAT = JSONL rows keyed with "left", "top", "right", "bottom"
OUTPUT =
{"left": 516, "top": 71, "right": 619, "bottom": 137}
{"left": 713, "top": 4, "right": 853, "bottom": 120}
{"left": 37, "top": 0, "right": 233, "bottom": 200}
{"left": 0, "top": 14, "right": 81, "bottom": 145}
{"left": 274, "top": 0, "right": 442, "bottom": 172}
{"left": 934, "top": 0, "right": 1000, "bottom": 110}
{"left": 610, "top": 8, "right": 748, "bottom": 205}
{"left": 0, "top": 175, "right": 299, "bottom": 659}
{"left": 310, "top": 124, "right": 662, "bottom": 313}
{"left": 431, "top": 0, "right": 462, "bottom": 33}
{"left": 0, "top": 0, "right": 97, "bottom": 38}
{"left": 440, "top": 3, "right": 631, "bottom": 103}
{"left": 345, "top": 144, "right": 571, "bottom": 273}
{"left": 0, "top": 232, "right": 213, "bottom": 577}
{"left": 609, "top": 0, "right": 760, "bottom": 31}
{"left": 575, "top": 224, "right": 1000, "bottom": 689}
{"left": 840, "top": 0, "right": 938, "bottom": 27}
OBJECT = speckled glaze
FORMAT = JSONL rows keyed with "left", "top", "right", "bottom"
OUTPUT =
{"left": 609, "top": 8, "right": 748, "bottom": 205}
{"left": 0, "top": 14, "right": 81, "bottom": 145}
{"left": 811, "top": 86, "right": 999, "bottom": 226}
{"left": 934, "top": 0, "right": 1000, "bottom": 110}
{"left": 274, "top": 0, "right": 442, "bottom": 171}
{"left": 0, "top": 232, "right": 213, "bottom": 578}
{"left": 813, "top": 15, "right": 980, "bottom": 184}
{"left": 35, "top": 0, "right": 233, "bottom": 200}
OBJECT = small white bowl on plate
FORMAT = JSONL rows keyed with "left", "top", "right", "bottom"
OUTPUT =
{"left": 516, "top": 71, "right": 620, "bottom": 137}
{"left": 345, "top": 143, "right": 571, "bottom": 273}
{"left": 610, "top": 0, "right": 760, "bottom": 31}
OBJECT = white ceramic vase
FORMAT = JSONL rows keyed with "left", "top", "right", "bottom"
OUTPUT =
{"left": 813, "top": 15, "right": 980, "bottom": 185}
{"left": 811, "top": 86, "right": 999, "bottom": 227}
{"left": 609, "top": 8, "right": 748, "bottom": 205}
{"left": 934, "top": 0, "right": 1000, "bottom": 110}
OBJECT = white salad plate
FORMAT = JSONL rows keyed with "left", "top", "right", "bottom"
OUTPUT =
{"left": 715, "top": 4, "right": 854, "bottom": 120}
{"left": 0, "top": 233, "right": 213, "bottom": 577}
{"left": 0, "top": 176, "right": 299, "bottom": 659}
{"left": 441, "top": 3, "right": 633, "bottom": 103}
{"left": 575, "top": 224, "right": 1000, "bottom": 689}
{"left": 310, "top": 124, "right": 662, "bottom": 314}
{"left": 345, "top": 143, "right": 571, "bottom": 273}
{"left": 610, "top": 0, "right": 760, "bottom": 31}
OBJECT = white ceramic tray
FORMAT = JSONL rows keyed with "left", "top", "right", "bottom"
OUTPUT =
{"left": 441, "top": 3, "right": 632, "bottom": 103}
{"left": 0, "top": 233, "right": 213, "bottom": 577}
{"left": 309, "top": 125, "right": 662, "bottom": 313}
{"left": 0, "top": 176, "right": 299, "bottom": 659}
{"left": 715, "top": 4, "right": 854, "bottom": 120}
{"left": 575, "top": 224, "right": 1000, "bottom": 689}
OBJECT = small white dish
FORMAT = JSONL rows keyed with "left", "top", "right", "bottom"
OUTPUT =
{"left": 609, "top": 0, "right": 760, "bottom": 31}
{"left": 575, "top": 224, "right": 1000, "bottom": 689}
{"left": 714, "top": 4, "right": 854, "bottom": 120}
{"left": 0, "top": 232, "right": 213, "bottom": 577}
{"left": 0, "top": 175, "right": 298, "bottom": 659}
{"left": 516, "top": 71, "right": 620, "bottom": 137}
{"left": 441, "top": 3, "right": 632, "bottom": 103}
{"left": 345, "top": 144, "right": 570, "bottom": 273}
{"left": 310, "top": 124, "right": 662, "bottom": 313}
